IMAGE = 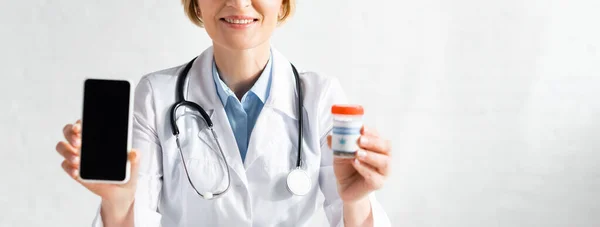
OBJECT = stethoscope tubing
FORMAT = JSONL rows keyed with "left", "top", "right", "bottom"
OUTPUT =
{"left": 169, "top": 57, "right": 305, "bottom": 199}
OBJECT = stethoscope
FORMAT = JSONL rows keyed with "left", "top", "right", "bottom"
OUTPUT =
{"left": 169, "top": 57, "right": 311, "bottom": 200}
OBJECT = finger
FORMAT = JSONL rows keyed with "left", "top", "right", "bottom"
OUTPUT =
{"left": 128, "top": 149, "right": 140, "bottom": 183}
{"left": 62, "top": 123, "right": 73, "bottom": 139}
{"left": 356, "top": 149, "right": 390, "bottom": 175}
{"left": 73, "top": 120, "right": 82, "bottom": 134}
{"left": 333, "top": 156, "right": 354, "bottom": 164}
{"left": 327, "top": 135, "right": 332, "bottom": 148}
{"left": 56, "top": 143, "right": 80, "bottom": 168}
{"left": 55, "top": 141, "right": 80, "bottom": 158}
{"left": 65, "top": 155, "right": 80, "bottom": 168}
{"left": 71, "top": 122, "right": 82, "bottom": 147}
{"left": 61, "top": 160, "right": 79, "bottom": 180}
{"left": 62, "top": 122, "right": 82, "bottom": 147}
{"left": 358, "top": 135, "right": 391, "bottom": 154}
{"left": 352, "top": 159, "right": 385, "bottom": 190}
{"left": 360, "top": 126, "right": 379, "bottom": 137}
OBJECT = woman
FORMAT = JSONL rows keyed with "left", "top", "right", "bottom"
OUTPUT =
{"left": 55, "top": 0, "right": 392, "bottom": 226}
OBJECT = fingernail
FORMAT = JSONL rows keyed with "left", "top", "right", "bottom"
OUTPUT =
{"left": 71, "top": 156, "right": 79, "bottom": 163}
{"left": 131, "top": 150, "right": 138, "bottom": 161}
{"left": 357, "top": 150, "right": 367, "bottom": 158}
{"left": 354, "top": 158, "right": 360, "bottom": 165}
{"left": 73, "top": 140, "right": 80, "bottom": 147}
{"left": 360, "top": 137, "right": 369, "bottom": 145}
{"left": 72, "top": 169, "right": 79, "bottom": 177}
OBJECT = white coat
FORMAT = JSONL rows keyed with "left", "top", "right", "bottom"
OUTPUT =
{"left": 92, "top": 46, "right": 390, "bottom": 227}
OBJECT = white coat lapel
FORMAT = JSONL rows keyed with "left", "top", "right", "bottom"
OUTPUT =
{"left": 186, "top": 46, "right": 248, "bottom": 186}
{"left": 244, "top": 48, "right": 301, "bottom": 170}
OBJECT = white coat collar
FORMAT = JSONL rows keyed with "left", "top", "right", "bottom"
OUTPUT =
{"left": 263, "top": 47, "right": 300, "bottom": 120}
{"left": 186, "top": 45, "right": 300, "bottom": 120}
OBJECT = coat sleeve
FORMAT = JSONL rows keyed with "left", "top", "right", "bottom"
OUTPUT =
{"left": 317, "top": 77, "right": 391, "bottom": 227}
{"left": 91, "top": 76, "right": 164, "bottom": 227}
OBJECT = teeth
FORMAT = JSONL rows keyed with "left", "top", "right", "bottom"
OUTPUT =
{"left": 224, "top": 18, "right": 254, "bottom": 24}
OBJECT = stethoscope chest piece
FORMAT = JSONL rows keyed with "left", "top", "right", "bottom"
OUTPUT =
{"left": 286, "top": 168, "right": 311, "bottom": 196}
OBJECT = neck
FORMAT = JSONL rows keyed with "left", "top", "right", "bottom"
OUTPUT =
{"left": 213, "top": 42, "right": 271, "bottom": 100}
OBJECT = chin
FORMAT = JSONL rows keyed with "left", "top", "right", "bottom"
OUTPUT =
{"left": 216, "top": 36, "right": 268, "bottom": 51}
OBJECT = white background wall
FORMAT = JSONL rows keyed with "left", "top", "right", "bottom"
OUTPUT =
{"left": 1, "top": 0, "right": 600, "bottom": 226}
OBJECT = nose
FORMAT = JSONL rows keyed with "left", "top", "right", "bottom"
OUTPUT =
{"left": 225, "top": 0, "right": 251, "bottom": 9}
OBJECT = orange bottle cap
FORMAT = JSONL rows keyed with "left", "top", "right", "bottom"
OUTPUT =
{"left": 331, "top": 105, "right": 364, "bottom": 115}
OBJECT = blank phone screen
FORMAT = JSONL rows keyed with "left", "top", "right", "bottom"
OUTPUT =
{"left": 80, "top": 79, "right": 131, "bottom": 181}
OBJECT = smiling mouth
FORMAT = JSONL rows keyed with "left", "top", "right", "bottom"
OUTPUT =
{"left": 220, "top": 18, "right": 259, "bottom": 24}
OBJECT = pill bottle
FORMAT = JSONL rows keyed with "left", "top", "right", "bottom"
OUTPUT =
{"left": 331, "top": 105, "right": 364, "bottom": 158}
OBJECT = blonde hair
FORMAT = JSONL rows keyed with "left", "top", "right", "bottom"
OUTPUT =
{"left": 182, "top": 0, "right": 296, "bottom": 27}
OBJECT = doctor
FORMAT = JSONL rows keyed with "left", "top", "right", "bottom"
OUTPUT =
{"left": 55, "top": 0, "right": 392, "bottom": 226}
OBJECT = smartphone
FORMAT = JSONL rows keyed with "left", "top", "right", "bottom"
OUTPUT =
{"left": 79, "top": 78, "right": 134, "bottom": 184}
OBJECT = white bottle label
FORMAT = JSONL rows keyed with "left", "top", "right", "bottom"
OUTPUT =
{"left": 331, "top": 118, "right": 362, "bottom": 154}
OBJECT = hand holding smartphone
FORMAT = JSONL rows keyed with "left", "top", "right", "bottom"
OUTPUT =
{"left": 55, "top": 78, "right": 141, "bottom": 225}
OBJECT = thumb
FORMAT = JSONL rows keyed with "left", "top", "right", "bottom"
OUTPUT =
{"left": 128, "top": 149, "right": 140, "bottom": 183}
